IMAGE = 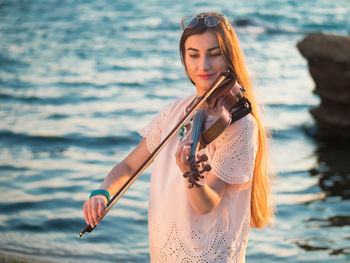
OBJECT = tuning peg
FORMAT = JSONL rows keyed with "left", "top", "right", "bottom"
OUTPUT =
{"left": 197, "top": 175, "right": 204, "bottom": 180}
{"left": 199, "top": 154, "right": 208, "bottom": 162}
{"left": 183, "top": 172, "right": 190, "bottom": 178}
{"left": 203, "top": 164, "right": 211, "bottom": 172}
{"left": 198, "top": 164, "right": 211, "bottom": 174}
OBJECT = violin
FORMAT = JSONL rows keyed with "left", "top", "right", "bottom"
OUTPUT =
{"left": 182, "top": 78, "right": 251, "bottom": 188}
{"left": 78, "top": 70, "right": 250, "bottom": 237}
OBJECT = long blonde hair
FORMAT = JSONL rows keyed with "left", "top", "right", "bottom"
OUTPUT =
{"left": 179, "top": 12, "right": 274, "bottom": 228}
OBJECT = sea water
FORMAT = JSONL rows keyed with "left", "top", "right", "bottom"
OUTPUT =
{"left": 0, "top": 0, "right": 349, "bottom": 262}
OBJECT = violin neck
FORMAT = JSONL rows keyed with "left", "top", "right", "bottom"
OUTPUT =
{"left": 189, "top": 109, "right": 205, "bottom": 160}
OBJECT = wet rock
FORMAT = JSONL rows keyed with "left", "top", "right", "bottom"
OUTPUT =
{"left": 234, "top": 18, "right": 252, "bottom": 27}
{"left": 297, "top": 33, "right": 350, "bottom": 140}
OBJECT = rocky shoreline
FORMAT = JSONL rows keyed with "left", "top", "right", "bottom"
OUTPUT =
{"left": 297, "top": 33, "right": 350, "bottom": 141}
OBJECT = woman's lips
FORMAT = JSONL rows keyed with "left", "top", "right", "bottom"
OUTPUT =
{"left": 197, "top": 73, "right": 215, "bottom": 80}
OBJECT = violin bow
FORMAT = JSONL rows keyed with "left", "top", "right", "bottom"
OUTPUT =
{"left": 78, "top": 70, "right": 233, "bottom": 238}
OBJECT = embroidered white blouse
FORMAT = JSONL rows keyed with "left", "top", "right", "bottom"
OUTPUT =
{"left": 139, "top": 95, "right": 258, "bottom": 263}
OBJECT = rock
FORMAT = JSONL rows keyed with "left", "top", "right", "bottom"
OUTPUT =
{"left": 234, "top": 18, "right": 252, "bottom": 27}
{"left": 297, "top": 33, "right": 350, "bottom": 140}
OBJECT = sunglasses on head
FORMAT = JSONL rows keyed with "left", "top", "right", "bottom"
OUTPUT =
{"left": 181, "top": 14, "right": 230, "bottom": 30}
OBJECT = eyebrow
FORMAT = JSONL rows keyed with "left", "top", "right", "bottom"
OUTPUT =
{"left": 187, "top": 46, "right": 220, "bottom": 52}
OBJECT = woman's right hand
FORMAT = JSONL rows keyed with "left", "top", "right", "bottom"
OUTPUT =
{"left": 83, "top": 195, "right": 107, "bottom": 228}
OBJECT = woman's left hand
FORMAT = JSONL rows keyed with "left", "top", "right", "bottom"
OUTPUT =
{"left": 175, "top": 136, "right": 193, "bottom": 174}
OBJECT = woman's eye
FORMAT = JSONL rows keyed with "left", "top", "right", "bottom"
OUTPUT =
{"left": 189, "top": 54, "right": 199, "bottom": 58}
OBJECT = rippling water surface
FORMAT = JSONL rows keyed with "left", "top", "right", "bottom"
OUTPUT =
{"left": 0, "top": 0, "right": 349, "bottom": 262}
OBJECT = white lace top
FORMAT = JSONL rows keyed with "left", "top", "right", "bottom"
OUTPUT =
{"left": 139, "top": 95, "right": 258, "bottom": 263}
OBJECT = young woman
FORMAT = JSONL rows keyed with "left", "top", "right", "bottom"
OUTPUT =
{"left": 83, "top": 12, "right": 274, "bottom": 262}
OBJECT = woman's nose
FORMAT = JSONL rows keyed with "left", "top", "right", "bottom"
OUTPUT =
{"left": 199, "top": 55, "right": 211, "bottom": 71}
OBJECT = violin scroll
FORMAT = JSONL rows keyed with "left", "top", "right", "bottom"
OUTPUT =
{"left": 183, "top": 153, "right": 212, "bottom": 188}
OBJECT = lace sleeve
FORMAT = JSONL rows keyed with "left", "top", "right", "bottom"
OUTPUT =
{"left": 138, "top": 101, "right": 176, "bottom": 153}
{"left": 211, "top": 114, "right": 258, "bottom": 185}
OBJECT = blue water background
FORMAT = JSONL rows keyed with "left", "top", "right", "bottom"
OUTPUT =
{"left": 0, "top": 0, "right": 350, "bottom": 262}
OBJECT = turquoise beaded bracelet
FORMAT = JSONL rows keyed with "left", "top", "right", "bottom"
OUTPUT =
{"left": 89, "top": 189, "right": 110, "bottom": 203}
